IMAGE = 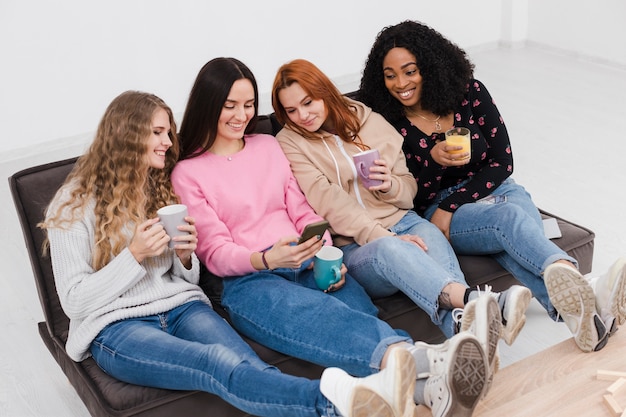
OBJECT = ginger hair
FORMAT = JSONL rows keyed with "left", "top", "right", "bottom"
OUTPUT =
{"left": 271, "top": 58, "right": 367, "bottom": 149}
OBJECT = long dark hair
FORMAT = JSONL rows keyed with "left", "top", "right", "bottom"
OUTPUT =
{"left": 178, "top": 57, "right": 259, "bottom": 160}
{"left": 359, "top": 20, "right": 474, "bottom": 123}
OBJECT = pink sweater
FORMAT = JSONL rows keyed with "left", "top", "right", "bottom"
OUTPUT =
{"left": 171, "top": 134, "right": 326, "bottom": 277}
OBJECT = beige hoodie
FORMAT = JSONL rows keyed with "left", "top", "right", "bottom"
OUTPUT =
{"left": 276, "top": 98, "right": 417, "bottom": 247}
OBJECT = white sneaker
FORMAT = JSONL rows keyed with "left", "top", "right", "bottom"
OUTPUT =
{"left": 497, "top": 285, "right": 532, "bottom": 345}
{"left": 415, "top": 332, "right": 488, "bottom": 417}
{"left": 467, "top": 285, "right": 531, "bottom": 345}
{"left": 544, "top": 263, "right": 608, "bottom": 352}
{"left": 586, "top": 257, "right": 626, "bottom": 335}
{"left": 320, "top": 347, "right": 416, "bottom": 417}
{"left": 460, "top": 291, "right": 502, "bottom": 398}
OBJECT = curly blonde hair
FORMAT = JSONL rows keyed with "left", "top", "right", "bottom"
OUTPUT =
{"left": 41, "top": 91, "right": 180, "bottom": 270}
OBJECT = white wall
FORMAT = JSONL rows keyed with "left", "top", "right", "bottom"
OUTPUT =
{"left": 1, "top": 0, "right": 624, "bottom": 164}
{"left": 500, "top": 0, "right": 529, "bottom": 44}
{"left": 527, "top": 0, "right": 626, "bottom": 67}
{"left": 0, "top": 0, "right": 502, "bottom": 160}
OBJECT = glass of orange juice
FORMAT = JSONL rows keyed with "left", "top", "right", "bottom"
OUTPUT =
{"left": 445, "top": 127, "right": 471, "bottom": 161}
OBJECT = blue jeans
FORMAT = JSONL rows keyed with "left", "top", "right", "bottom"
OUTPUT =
{"left": 423, "top": 178, "right": 577, "bottom": 319}
{"left": 341, "top": 210, "right": 467, "bottom": 338}
{"left": 90, "top": 301, "right": 339, "bottom": 417}
{"left": 221, "top": 261, "right": 411, "bottom": 377}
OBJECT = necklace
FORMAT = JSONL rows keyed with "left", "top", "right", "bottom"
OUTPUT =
{"left": 408, "top": 110, "right": 442, "bottom": 131}
{"left": 416, "top": 114, "right": 441, "bottom": 131}
{"left": 210, "top": 138, "right": 245, "bottom": 161}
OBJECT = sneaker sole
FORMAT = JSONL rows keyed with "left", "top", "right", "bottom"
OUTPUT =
{"left": 386, "top": 348, "right": 417, "bottom": 417}
{"left": 501, "top": 286, "right": 531, "bottom": 345}
{"left": 545, "top": 264, "right": 608, "bottom": 352}
{"left": 478, "top": 296, "right": 502, "bottom": 398}
{"left": 351, "top": 387, "right": 395, "bottom": 417}
{"left": 461, "top": 295, "right": 502, "bottom": 398}
{"left": 448, "top": 337, "right": 488, "bottom": 417}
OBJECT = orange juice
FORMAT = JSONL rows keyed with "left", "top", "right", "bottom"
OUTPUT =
{"left": 445, "top": 128, "right": 471, "bottom": 160}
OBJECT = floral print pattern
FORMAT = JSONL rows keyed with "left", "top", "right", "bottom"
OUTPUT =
{"left": 395, "top": 79, "right": 514, "bottom": 215}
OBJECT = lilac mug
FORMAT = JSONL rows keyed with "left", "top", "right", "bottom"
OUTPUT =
{"left": 353, "top": 149, "right": 383, "bottom": 188}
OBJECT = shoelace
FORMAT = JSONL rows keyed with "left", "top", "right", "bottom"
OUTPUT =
{"left": 414, "top": 343, "right": 449, "bottom": 380}
{"left": 452, "top": 308, "right": 464, "bottom": 334}
{"left": 474, "top": 284, "right": 495, "bottom": 298}
{"left": 455, "top": 285, "right": 498, "bottom": 333}
{"left": 477, "top": 285, "right": 508, "bottom": 324}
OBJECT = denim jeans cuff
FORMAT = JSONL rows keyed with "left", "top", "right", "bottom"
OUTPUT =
{"left": 369, "top": 335, "right": 413, "bottom": 372}
{"left": 542, "top": 254, "right": 578, "bottom": 272}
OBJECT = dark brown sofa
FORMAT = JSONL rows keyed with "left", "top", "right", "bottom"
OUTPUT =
{"left": 9, "top": 114, "right": 595, "bottom": 417}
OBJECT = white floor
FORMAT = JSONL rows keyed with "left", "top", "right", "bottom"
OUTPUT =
{"left": 0, "top": 44, "right": 624, "bottom": 416}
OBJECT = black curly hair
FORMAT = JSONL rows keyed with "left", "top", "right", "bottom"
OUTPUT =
{"left": 359, "top": 20, "right": 474, "bottom": 123}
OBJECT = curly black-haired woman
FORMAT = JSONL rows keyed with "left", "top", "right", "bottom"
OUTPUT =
{"left": 359, "top": 20, "right": 626, "bottom": 353}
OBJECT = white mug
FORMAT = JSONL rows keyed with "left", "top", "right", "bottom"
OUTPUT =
{"left": 157, "top": 204, "right": 188, "bottom": 248}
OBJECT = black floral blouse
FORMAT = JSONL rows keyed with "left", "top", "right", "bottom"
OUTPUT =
{"left": 394, "top": 79, "right": 513, "bottom": 215}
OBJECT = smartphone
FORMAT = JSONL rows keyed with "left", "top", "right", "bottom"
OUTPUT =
{"left": 297, "top": 220, "right": 330, "bottom": 245}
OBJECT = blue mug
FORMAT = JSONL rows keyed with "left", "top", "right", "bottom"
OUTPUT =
{"left": 314, "top": 246, "right": 343, "bottom": 291}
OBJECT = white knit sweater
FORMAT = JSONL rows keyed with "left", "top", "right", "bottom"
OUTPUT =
{"left": 47, "top": 185, "right": 208, "bottom": 361}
